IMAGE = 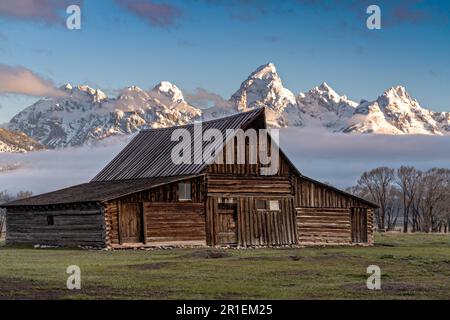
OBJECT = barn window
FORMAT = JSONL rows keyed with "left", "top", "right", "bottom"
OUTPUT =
{"left": 47, "top": 215, "right": 54, "bottom": 226}
{"left": 255, "top": 199, "right": 280, "bottom": 211}
{"left": 269, "top": 200, "right": 280, "bottom": 211}
{"left": 255, "top": 199, "right": 267, "bottom": 210}
{"left": 218, "top": 198, "right": 235, "bottom": 204}
{"left": 178, "top": 182, "right": 191, "bottom": 201}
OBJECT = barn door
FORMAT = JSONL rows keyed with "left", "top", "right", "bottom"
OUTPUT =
{"left": 119, "top": 202, "right": 144, "bottom": 244}
{"left": 351, "top": 208, "right": 368, "bottom": 243}
{"left": 217, "top": 203, "right": 238, "bottom": 245}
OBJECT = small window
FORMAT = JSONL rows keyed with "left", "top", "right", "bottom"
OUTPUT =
{"left": 47, "top": 215, "right": 54, "bottom": 226}
{"left": 269, "top": 200, "right": 280, "bottom": 211}
{"left": 178, "top": 182, "right": 191, "bottom": 201}
{"left": 255, "top": 199, "right": 267, "bottom": 210}
{"left": 218, "top": 198, "right": 235, "bottom": 204}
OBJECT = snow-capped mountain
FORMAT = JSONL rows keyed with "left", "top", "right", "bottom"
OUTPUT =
{"left": 229, "top": 63, "right": 297, "bottom": 127}
{"left": 0, "top": 128, "right": 45, "bottom": 153}
{"left": 5, "top": 63, "right": 450, "bottom": 151}
{"left": 344, "top": 86, "right": 450, "bottom": 135}
{"left": 223, "top": 63, "right": 450, "bottom": 135}
{"left": 8, "top": 82, "right": 202, "bottom": 148}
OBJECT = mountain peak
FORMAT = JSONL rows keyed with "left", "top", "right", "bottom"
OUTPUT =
{"left": 126, "top": 85, "right": 144, "bottom": 92}
{"left": 59, "top": 84, "right": 107, "bottom": 102}
{"left": 315, "top": 82, "right": 339, "bottom": 96}
{"left": 250, "top": 63, "right": 279, "bottom": 81}
{"left": 153, "top": 81, "right": 184, "bottom": 103}
{"left": 318, "top": 82, "right": 332, "bottom": 92}
{"left": 61, "top": 83, "right": 73, "bottom": 91}
{"left": 229, "top": 63, "right": 296, "bottom": 122}
{"left": 383, "top": 85, "right": 412, "bottom": 100}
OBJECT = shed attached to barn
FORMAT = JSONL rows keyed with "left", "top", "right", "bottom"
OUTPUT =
{"left": 1, "top": 108, "right": 378, "bottom": 248}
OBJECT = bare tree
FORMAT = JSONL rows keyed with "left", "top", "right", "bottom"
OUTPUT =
{"left": 356, "top": 167, "right": 395, "bottom": 230}
{"left": 418, "top": 168, "right": 450, "bottom": 232}
{"left": 352, "top": 166, "right": 450, "bottom": 233}
{"left": 396, "top": 166, "right": 421, "bottom": 233}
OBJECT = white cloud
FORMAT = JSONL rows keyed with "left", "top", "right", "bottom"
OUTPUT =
{"left": 280, "top": 127, "right": 450, "bottom": 188}
{"left": 1, "top": 128, "right": 450, "bottom": 195}
{"left": 0, "top": 136, "right": 129, "bottom": 194}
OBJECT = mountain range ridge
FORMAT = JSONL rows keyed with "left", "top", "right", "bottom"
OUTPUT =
{"left": 1, "top": 62, "right": 449, "bottom": 152}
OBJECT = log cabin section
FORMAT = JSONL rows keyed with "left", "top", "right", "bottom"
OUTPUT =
{"left": 1, "top": 108, "right": 378, "bottom": 248}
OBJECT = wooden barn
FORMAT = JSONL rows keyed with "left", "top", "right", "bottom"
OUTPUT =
{"left": 1, "top": 108, "right": 378, "bottom": 248}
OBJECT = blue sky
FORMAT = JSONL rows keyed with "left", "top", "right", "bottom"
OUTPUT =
{"left": 0, "top": 0, "right": 449, "bottom": 122}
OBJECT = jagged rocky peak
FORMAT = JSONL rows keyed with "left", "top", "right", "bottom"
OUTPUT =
{"left": 315, "top": 82, "right": 340, "bottom": 100}
{"left": 4, "top": 63, "right": 450, "bottom": 153}
{"left": 61, "top": 83, "right": 108, "bottom": 103}
{"left": 61, "top": 83, "right": 73, "bottom": 91}
{"left": 118, "top": 85, "right": 150, "bottom": 101}
{"left": 377, "top": 85, "right": 426, "bottom": 113}
{"left": 152, "top": 81, "right": 185, "bottom": 104}
{"left": 230, "top": 62, "right": 297, "bottom": 113}
{"left": 251, "top": 62, "right": 279, "bottom": 81}
{"left": 383, "top": 85, "right": 412, "bottom": 100}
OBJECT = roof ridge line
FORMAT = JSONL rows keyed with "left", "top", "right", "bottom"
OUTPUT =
{"left": 141, "top": 108, "right": 265, "bottom": 132}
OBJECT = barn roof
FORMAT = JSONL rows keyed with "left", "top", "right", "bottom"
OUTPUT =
{"left": 1, "top": 175, "right": 201, "bottom": 207}
{"left": 92, "top": 108, "right": 265, "bottom": 182}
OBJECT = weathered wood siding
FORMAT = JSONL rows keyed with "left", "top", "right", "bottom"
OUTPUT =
{"left": 207, "top": 175, "right": 292, "bottom": 196}
{"left": 6, "top": 205, "right": 106, "bottom": 247}
{"left": 144, "top": 202, "right": 205, "bottom": 245}
{"left": 104, "top": 176, "right": 206, "bottom": 247}
{"left": 207, "top": 138, "right": 292, "bottom": 177}
{"left": 293, "top": 176, "right": 374, "bottom": 245}
{"left": 238, "top": 197, "right": 297, "bottom": 246}
{"left": 293, "top": 175, "right": 372, "bottom": 209}
{"left": 296, "top": 207, "right": 351, "bottom": 244}
{"left": 205, "top": 196, "right": 297, "bottom": 246}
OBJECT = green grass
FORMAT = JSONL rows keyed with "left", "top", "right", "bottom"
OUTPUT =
{"left": 0, "top": 233, "right": 450, "bottom": 299}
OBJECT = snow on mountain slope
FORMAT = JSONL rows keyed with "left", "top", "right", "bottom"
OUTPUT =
{"left": 344, "top": 86, "right": 447, "bottom": 135}
{"left": 229, "top": 63, "right": 297, "bottom": 127}
{"left": 9, "top": 83, "right": 202, "bottom": 148}
{"left": 227, "top": 63, "right": 449, "bottom": 135}
{"left": 296, "top": 82, "right": 358, "bottom": 131}
{"left": 0, "top": 128, "right": 45, "bottom": 153}
{"left": 6, "top": 63, "right": 450, "bottom": 152}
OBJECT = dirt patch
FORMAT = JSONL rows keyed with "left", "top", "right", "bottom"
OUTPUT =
{"left": 183, "top": 249, "right": 231, "bottom": 259}
{"left": 0, "top": 278, "right": 65, "bottom": 300}
{"left": 289, "top": 255, "right": 304, "bottom": 261}
{"left": 0, "top": 277, "right": 170, "bottom": 300}
{"left": 127, "top": 262, "right": 171, "bottom": 270}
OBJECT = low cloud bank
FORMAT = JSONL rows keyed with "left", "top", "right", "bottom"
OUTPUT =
{"left": 1, "top": 129, "right": 450, "bottom": 195}
{"left": 0, "top": 136, "right": 128, "bottom": 195}
{"left": 280, "top": 127, "right": 450, "bottom": 188}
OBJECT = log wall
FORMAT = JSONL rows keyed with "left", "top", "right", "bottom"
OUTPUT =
{"left": 293, "top": 175, "right": 372, "bottom": 209}
{"left": 144, "top": 202, "right": 206, "bottom": 245}
{"left": 296, "top": 207, "right": 352, "bottom": 244}
{"left": 206, "top": 196, "right": 297, "bottom": 246}
{"left": 104, "top": 176, "right": 206, "bottom": 247}
{"left": 6, "top": 205, "right": 106, "bottom": 247}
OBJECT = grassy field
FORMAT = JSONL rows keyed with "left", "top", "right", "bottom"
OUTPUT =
{"left": 0, "top": 233, "right": 449, "bottom": 300}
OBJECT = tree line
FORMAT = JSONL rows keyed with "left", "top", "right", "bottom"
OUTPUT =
{"left": 349, "top": 166, "right": 450, "bottom": 233}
